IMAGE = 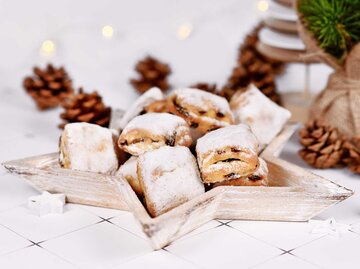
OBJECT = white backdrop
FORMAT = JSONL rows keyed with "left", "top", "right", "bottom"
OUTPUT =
{"left": 0, "top": 0, "right": 332, "bottom": 110}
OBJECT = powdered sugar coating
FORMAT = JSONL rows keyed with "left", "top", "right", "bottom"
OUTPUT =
{"left": 116, "top": 156, "right": 143, "bottom": 195}
{"left": 173, "top": 88, "right": 232, "bottom": 114}
{"left": 138, "top": 146, "right": 205, "bottom": 217}
{"left": 196, "top": 124, "right": 259, "bottom": 156}
{"left": 122, "top": 113, "right": 189, "bottom": 137}
{"left": 118, "top": 87, "right": 164, "bottom": 130}
{"left": 117, "top": 156, "right": 137, "bottom": 180}
{"left": 59, "top": 123, "right": 118, "bottom": 174}
{"left": 231, "top": 84, "right": 291, "bottom": 147}
{"left": 253, "top": 158, "right": 268, "bottom": 178}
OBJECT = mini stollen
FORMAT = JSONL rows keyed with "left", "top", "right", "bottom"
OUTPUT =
{"left": 117, "top": 87, "right": 164, "bottom": 130}
{"left": 168, "top": 88, "right": 234, "bottom": 133}
{"left": 213, "top": 157, "right": 268, "bottom": 187}
{"left": 118, "top": 113, "right": 192, "bottom": 155}
{"left": 196, "top": 124, "right": 259, "bottom": 184}
{"left": 59, "top": 122, "right": 119, "bottom": 174}
{"left": 230, "top": 84, "right": 291, "bottom": 149}
{"left": 137, "top": 146, "right": 205, "bottom": 217}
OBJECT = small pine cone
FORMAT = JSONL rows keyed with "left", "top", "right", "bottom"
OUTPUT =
{"left": 130, "top": 56, "right": 171, "bottom": 94}
{"left": 219, "top": 86, "right": 236, "bottom": 100}
{"left": 59, "top": 88, "right": 111, "bottom": 129}
{"left": 341, "top": 139, "right": 360, "bottom": 174}
{"left": 23, "top": 64, "right": 74, "bottom": 110}
{"left": 189, "top": 82, "right": 218, "bottom": 94}
{"left": 298, "top": 120, "right": 343, "bottom": 168}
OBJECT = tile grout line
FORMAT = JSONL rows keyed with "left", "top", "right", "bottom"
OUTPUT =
{"left": 163, "top": 248, "right": 207, "bottom": 269}
{"left": 106, "top": 218, "right": 150, "bottom": 242}
{"left": 104, "top": 249, "right": 204, "bottom": 269}
{"left": 1, "top": 204, "right": 163, "bottom": 260}
{"left": 215, "top": 219, "right": 233, "bottom": 225}
{"left": 162, "top": 248, "right": 205, "bottom": 269}
{"left": 292, "top": 253, "right": 326, "bottom": 269}
{"left": 164, "top": 222, "right": 225, "bottom": 247}
{"left": 0, "top": 223, "right": 34, "bottom": 248}
{"left": 0, "top": 243, "right": 33, "bottom": 258}
{"left": 250, "top": 252, "right": 323, "bottom": 269}
{"left": 37, "top": 219, "right": 156, "bottom": 269}
{"left": 0, "top": 243, "right": 81, "bottom": 269}
{"left": 225, "top": 222, "right": 332, "bottom": 255}
{"left": 109, "top": 218, "right": 226, "bottom": 246}
{"left": 289, "top": 251, "right": 327, "bottom": 269}
{"left": 0, "top": 212, "right": 105, "bottom": 248}
{"left": 34, "top": 243, "right": 83, "bottom": 269}
{"left": 162, "top": 223, "right": 230, "bottom": 269}
{"left": 70, "top": 204, "right": 122, "bottom": 220}
{"left": 36, "top": 218, "right": 105, "bottom": 245}
{"left": 223, "top": 222, "right": 287, "bottom": 253}
{"left": 286, "top": 234, "right": 329, "bottom": 253}
{"left": 249, "top": 252, "right": 288, "bottom": 269}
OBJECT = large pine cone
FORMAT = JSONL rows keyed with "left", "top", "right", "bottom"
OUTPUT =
{"left": 23, "top": 64, "right": 74, "bottom": 110}
{"left": 130, "top": 56, "right": 171, "bottom": 93}
{"left": 220, "top": 23, "right": 284, "bottom": 104}
{"left": 59, "top": 88, "right": 111, "bottom": 129}
{"left": 298, "top": 120, "right": 343, "bottom": 168}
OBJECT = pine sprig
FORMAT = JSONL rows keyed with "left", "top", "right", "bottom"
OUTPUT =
{"left": 299, "top": 0, "right": 360, "bottom": 60}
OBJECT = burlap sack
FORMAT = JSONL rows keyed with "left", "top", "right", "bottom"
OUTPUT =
{"left": 295, "top": 0, "right": 360, "bottom": 138}
{"left": 311, "top": 73, "right": 360, "bottom": 138}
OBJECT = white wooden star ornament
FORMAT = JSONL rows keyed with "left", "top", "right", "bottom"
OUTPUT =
{"left": 28, "top": 191, "right": 66, "bottom": 216}
{"left": 309, "top": 218, "right": 352, "bottom": 237}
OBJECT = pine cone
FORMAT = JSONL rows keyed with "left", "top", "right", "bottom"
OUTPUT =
{"left": 189, "top": 82, "right": 218, "bottom": 94}
{"left": 59, "top": 88, "right": 111, "bottom": 129}
{"left": 23, "top": 64, "right": 74, "bottom": 110}
{"left": 220, "top": 23, "right": 284, "bottom": 104}
{"left": 341, "top": 139, "right": 360, "bottom": 174}
{"left": 130, "top": 56, "right": 171, "bottom": 94}
{"left": 298, "top": 120, "right": 343, "bottom": 168}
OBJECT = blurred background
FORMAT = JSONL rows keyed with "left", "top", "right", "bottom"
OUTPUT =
{"left": 0, "top": 0, "right": 333, "bottom": 146}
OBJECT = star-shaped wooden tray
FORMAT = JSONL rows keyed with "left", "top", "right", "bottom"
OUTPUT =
{"left": 3, "top": 119, "right": 353, "bottom": 249}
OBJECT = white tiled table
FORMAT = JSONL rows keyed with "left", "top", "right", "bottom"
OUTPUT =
{"left": 1, "top": 119, "right": 360, "bottom": 269}
{"left": 1, "top": 88, "right": 360, "bottom": 269}
{"left": 1, "top": 1, "right": 360, "bottom": 268}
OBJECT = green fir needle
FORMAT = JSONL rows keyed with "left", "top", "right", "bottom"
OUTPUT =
{"left": 299, "top": 0, "right": 360, "bottom": 60}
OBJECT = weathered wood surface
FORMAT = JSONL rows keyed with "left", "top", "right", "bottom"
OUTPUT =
{"left": 3, "top": 153, "right": 128, "bottom": 210}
